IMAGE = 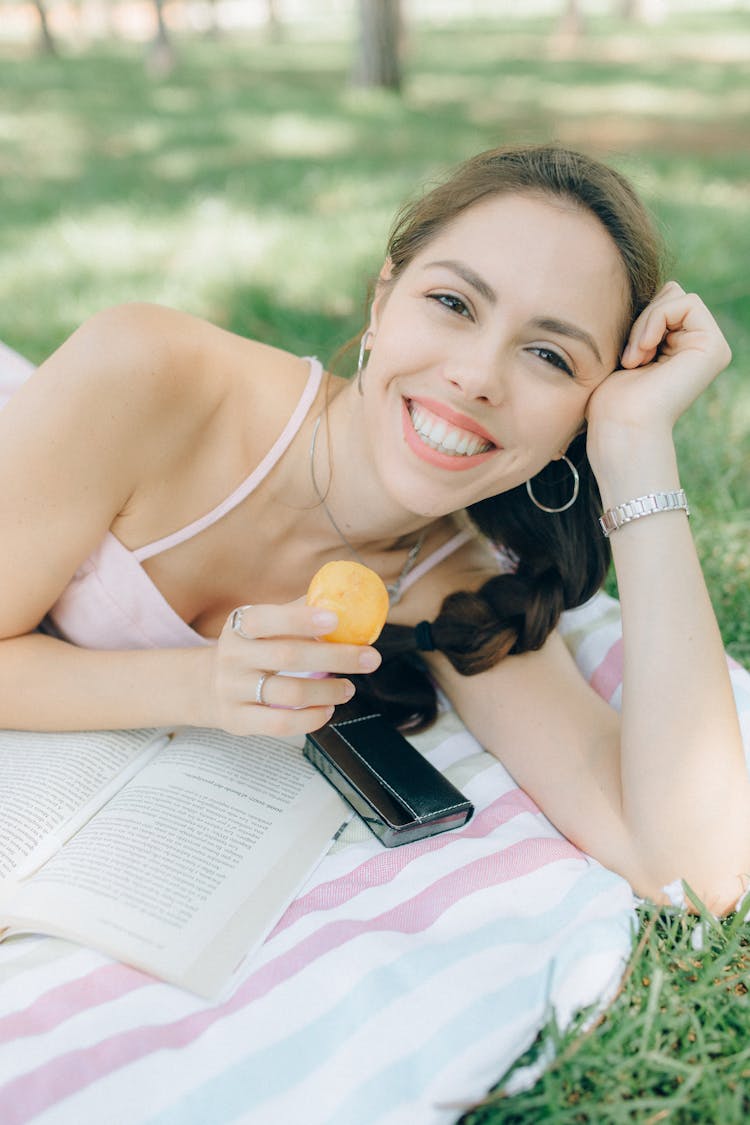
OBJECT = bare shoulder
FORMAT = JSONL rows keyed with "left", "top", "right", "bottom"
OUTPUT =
{"left": 31, "top": 303, "right": 235, "bottom": 420}
{"left": 0, "top": 303, "right": 309, "bottom": 634}
{"left": 10, "top": 303, "right": 309, "bottom": 476}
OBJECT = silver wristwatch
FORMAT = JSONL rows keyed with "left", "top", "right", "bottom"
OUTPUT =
{"left": 599, "top": 489, "right": 690, "bottom": 538}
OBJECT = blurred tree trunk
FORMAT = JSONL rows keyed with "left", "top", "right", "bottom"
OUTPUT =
{"left": 352, "top": 0, "right": 402, "bottom": 91}
{"left": 205, "top": 0, "right": 221, "bottom": 37}
{"left": 266, "top": 0, "right": 283, "bottom": 41}
{"left": 147, "top": 0, "right": 175, "bottom": 75}
{"left": 550, "top": 0, "right": 585, "bottom": 57}
{"left": 33, "top": 0, "right": 57, "bottom": 54}
{"left": 619, "top": 0, "right": 666, "bottom": 22}
{"left": 557, "top": 0, "right": 585, "bottom": 39}
{"left": 152, "top": 0, "right": 169, "bottom": 48}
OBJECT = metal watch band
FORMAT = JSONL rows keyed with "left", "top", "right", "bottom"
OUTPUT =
{"left": 599, "top": 489, "right": 690, "bottom": 538}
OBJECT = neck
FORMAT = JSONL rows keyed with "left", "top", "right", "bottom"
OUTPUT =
{"left": 309, "top": 380, "right": 429, "bottom": 550}
{"left": 303, "top": 383, "right": 436, "bottom": 603}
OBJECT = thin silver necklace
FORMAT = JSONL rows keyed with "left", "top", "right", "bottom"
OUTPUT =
{"left": 308, "top": 414, "right": 426, "bottom": 607}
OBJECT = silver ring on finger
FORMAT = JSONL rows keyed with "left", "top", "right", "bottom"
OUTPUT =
{"left": 255, "top": 671, "right": 274, "bottom": 706}
{"left": 230, "top": 605, "right": 254, "bottom": 640}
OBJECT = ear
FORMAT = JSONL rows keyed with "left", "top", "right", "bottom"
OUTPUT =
{"left": 378, "top": 256, "right": 394, "bottom": 284}
{"left": 367, "top": 257, "right": 395, "bottom": 336}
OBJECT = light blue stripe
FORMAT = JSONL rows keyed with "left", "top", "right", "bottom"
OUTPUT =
{"left": 731, "top": 678, "right": 750, "bottom": 707}
{"left": 327, "top": 917, "right": 630, "bottom": 1125}
{"left": 146, "top": 866, "right": 632, "bottom": 1125}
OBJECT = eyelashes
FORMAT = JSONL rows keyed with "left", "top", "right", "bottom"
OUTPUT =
{"left": 428, "top": 292, "right": 472, "bottom": 318}
{"left": 527, "top": 346, "right": 574, "bottom": 378}
{"left": 428, "top": 293, "right": 576, "bottom": 378}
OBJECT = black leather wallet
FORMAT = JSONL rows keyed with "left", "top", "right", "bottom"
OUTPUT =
{"left": 304, "top": 710, "right": 473, "bottom": 847}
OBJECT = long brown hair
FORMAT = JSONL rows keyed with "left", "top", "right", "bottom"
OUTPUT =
{"left": 346, "top": 144, "right": 665, "bottom": 730}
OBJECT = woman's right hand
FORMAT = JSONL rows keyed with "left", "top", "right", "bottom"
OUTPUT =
{"left": 203, "top": 601, "right": 382, "bottom": 737}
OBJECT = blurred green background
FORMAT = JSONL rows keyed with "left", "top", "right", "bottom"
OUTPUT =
{"left": 1, "top": 0, "right": 748, "bottom": 658}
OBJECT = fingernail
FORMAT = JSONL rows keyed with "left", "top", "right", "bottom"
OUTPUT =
{"left": 341, "top": 680, "right": 356, "bottom": 700}
{"left": 358, "top": 650, "right": 380, "bottom": 671}
{"left": 312, "top": 610, "right": 338, "bottom": 631}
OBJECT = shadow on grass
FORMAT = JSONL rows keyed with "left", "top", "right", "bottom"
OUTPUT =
{"left": 0, "top": 14, "right": 747, "bottom": 655}
{"left": 1, "top": 20, "right": 748, "bottom": 239}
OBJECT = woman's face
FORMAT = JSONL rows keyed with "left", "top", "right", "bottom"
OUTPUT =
{"left": 362, "top": 192, "right": 629, "bottom": 518}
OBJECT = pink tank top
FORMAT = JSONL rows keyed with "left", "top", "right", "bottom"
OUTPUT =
{"left": 43, "top": 358, "right": 324, "bottom": 649}
{"left": 35, "top": 356, "right": 474, "bottom": 651}
{"left": 0, "top": 345, "right": 477, "bottom": 649}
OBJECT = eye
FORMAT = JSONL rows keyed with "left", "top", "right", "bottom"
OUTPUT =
{"left": 529, "top": 346, "right": 574, "bottom": 378}
{"left": 428, "top": 293, "right": 473, "bottom": 319}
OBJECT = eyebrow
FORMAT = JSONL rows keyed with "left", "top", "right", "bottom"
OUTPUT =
{"left": 425, "top": 259, "right": 603, "bottom": 365}
{"left": 530, "top": 317, "right": 603, "bottom": 365}
{"left": 426, "top": 259, "right": 497, "bottom": 305}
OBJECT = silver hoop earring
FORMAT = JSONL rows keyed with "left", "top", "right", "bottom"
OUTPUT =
{"left": 525, "top": 455, "right": 580, "bottom": 513}
{"left": 356, "top": 330, "right": 373, "bottom": 394}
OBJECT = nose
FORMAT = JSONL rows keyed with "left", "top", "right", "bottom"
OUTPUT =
{"left": 442, "top": 349, "right": 506, "bottom": 406}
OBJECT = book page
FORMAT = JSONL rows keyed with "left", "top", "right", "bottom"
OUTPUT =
{"left": 2, "top": 728, "right": 347, "bottom": 996}
{"left": 0, "top": 728, "right": 166, "bottom": 884}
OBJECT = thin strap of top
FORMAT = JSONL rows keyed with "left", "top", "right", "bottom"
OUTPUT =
{"left": 134, "top": 356, "right": 324, "bottom": 562}
{"left": 396, "top": 529, "right": 474, "bottom": 597}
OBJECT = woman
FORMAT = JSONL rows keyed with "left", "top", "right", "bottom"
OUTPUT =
{"left": 1, "top": 145, "right": 747, "bottom": 910}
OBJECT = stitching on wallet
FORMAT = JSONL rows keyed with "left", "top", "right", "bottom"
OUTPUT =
{"left": 331, "top": 717, "right": 467, "bottom": 821}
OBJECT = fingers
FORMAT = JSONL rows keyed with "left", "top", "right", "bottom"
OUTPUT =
{"left": 620, "top": 282, "right": 730, "bottom": 372}
{"left": 223, "top": 605, "right": 382, "bottom": 675}
{"left": 238, "top": 669, "right": 356, "bottom": 712}
{"left": 217, "top": 697, "right": 346, "bottom": 740}
{"left": 620, "top": 281, "right": 686, "bottom": 368}
{"left": 214, "top": 667, "right": 357, "bottom": 739}
{"left": 210, "top": 601, "right": 383, "bottom": 738}
{"left": 227, "top": 600, "right": 342, "bottom": 642}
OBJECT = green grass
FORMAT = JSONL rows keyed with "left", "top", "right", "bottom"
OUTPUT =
{"left": 460, "top": 898, "right": 750, "bottom": 1124}
{"left": 1, "top": 11, "right": 749, "bottom": 1118}
{"left": 0, "top": 12, "right": 747, "bottom": 663}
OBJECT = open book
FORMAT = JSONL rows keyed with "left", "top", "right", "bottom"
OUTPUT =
{"left": 0, "top": 726, "right": 348, "bottom": 998}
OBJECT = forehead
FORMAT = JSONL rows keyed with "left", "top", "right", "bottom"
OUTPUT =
{"left": 410, "top": 193, "right": 630, "bottom": 354}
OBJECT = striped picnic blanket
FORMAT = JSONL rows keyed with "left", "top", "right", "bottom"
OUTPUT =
{"left": 1, "top": 340, "right": 749, "bottom": 1124}
{"left": 3, "top": 599, "right": 749, "bottom": 1125}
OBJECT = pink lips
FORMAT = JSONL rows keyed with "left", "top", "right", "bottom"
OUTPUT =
{"left": 401, "top": 397, "right": 499, "bottom": 472}
{"left": 411, "top": 397, "right": 498, "bottom": 446}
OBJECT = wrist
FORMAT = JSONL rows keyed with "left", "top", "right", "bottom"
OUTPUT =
{"left": 178, "top": 646, "right": 218, "bottom": 729}
{"left": 599, "top": 489, "right": 690, "bottom": 538}
{"left": 586, "top": 426, "right": 680, "bottom": 510}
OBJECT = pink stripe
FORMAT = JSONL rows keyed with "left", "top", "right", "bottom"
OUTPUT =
{"left": 274, "top": 786, "right": 539, "bottom": 934}
{"left": 0, "top": 835, "right": 579, "bottom": 1124}
{"left": 589, "top": 637, "right": 623, "bottom": 702}
{"left": 0, "top": 789, "right": 539, "bottom": 1052}
{"left": 0, "top": 963, "right": 149, "bottom": 1046}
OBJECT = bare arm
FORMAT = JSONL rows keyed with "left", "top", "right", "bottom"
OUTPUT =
{"left": 0, "top": 305, "right": 369, "bottom": 733}
{"left": 423, "top": 286, "right": 750, "bottom": 912}
{"left": 581, "top": 283, "right": 750, "bottom": 908}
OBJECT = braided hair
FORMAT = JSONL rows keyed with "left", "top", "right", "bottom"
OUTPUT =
{"left": 345, "top": 144, "right": 665, "bottom": 731}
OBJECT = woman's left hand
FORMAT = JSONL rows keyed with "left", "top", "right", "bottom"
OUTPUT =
{"left": 586, "top": 281, "right": 732, "bottom": 441}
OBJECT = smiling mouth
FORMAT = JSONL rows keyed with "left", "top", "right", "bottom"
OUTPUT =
{"left": 406, "top": 400, "right": 495, "bottom": 457}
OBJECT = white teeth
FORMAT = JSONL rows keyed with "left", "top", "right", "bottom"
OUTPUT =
{"left": 429, "top": 418, "right": 448, "bottom": 444}
{"left": 408, "top": 402, "right": 492, "bottom": 457}
{"left": 465, "top": 434, "right": 488, "bottom": 455}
